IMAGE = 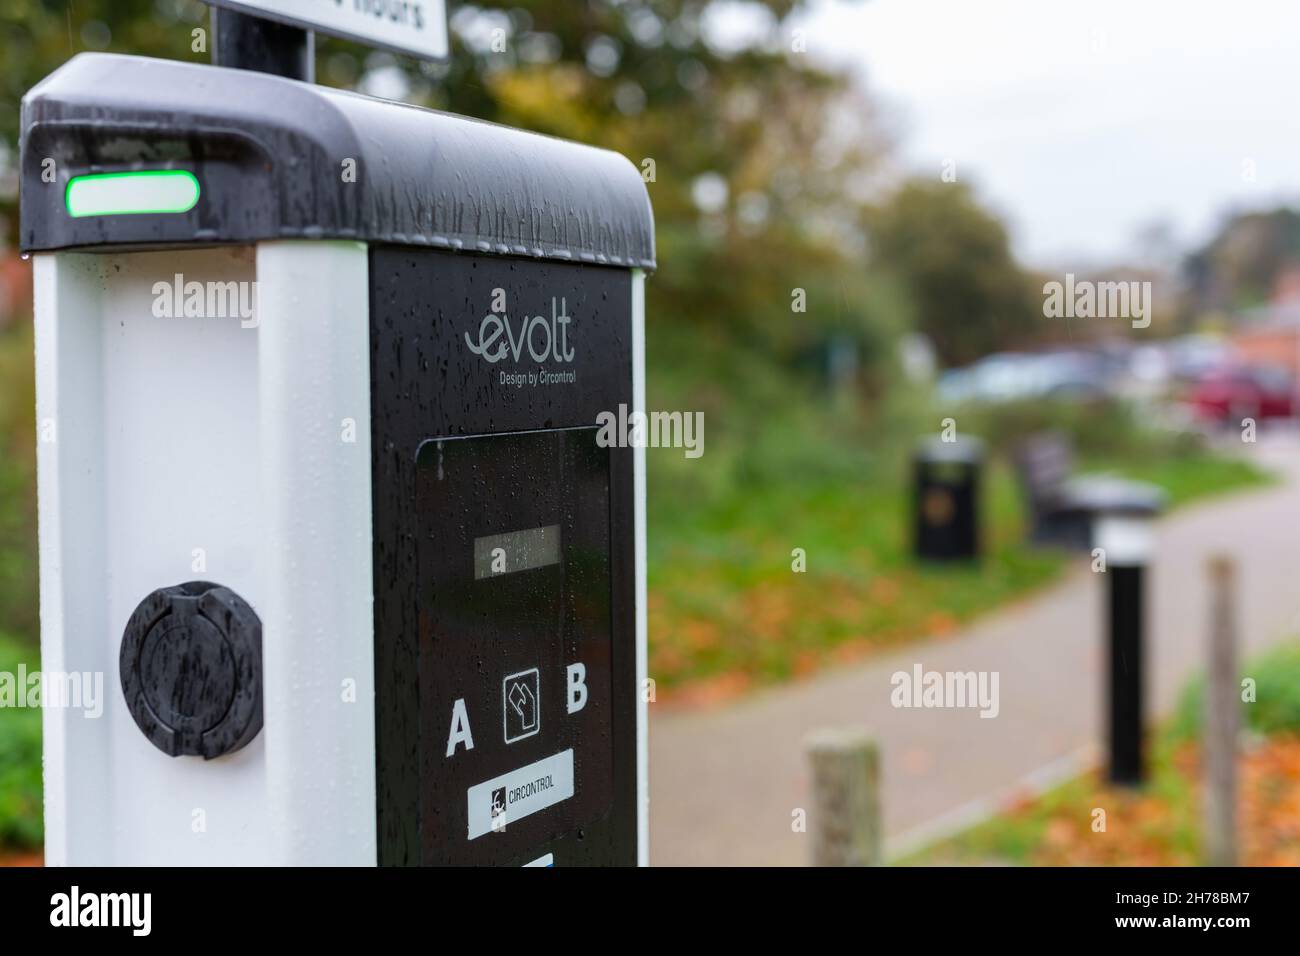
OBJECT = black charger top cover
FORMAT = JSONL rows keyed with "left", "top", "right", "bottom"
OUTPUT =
{"left": 20, "top": 53, "right": 656, "bottom": 270}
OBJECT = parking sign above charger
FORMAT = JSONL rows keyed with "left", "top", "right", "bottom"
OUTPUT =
{"left": 204, "top": 0, "right": 449, "bottom": 60}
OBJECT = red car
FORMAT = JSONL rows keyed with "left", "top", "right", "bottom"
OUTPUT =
{"left": 1188, "top": 365, "right": 1296, "bottom": 422}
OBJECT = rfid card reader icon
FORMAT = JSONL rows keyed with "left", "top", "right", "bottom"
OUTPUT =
{"left": 503, "top": 668, "right": 540, "bottom": 743}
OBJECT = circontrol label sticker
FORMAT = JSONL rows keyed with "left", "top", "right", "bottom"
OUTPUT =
{"left": 467, "top": 750, "right": 575, "bottom": 840}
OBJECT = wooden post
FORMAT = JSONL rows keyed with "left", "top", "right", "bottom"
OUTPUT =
{"left": 805, "top": 728, "right": 881, "bottom": 866}
{"left": 1204, "top": 554, "right": 1238, "bottom": 867}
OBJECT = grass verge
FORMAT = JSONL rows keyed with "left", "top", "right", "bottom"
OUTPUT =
{"left": 648, "top": 445, "right": 1273, "bottom": 703}
{"left": 0, "top": 631, "right": 42, "bottom": 850}
{"left": 901, "top": 641, "right": 1300, "bottom": 866}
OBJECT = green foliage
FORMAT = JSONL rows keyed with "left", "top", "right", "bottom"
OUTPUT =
{"left": 1, "top": 1, "right": 909, "bottom": 389}
{"left": 647, "top": 384, "right": 1270, "bottom": 692}
{"left": 909, "top": 640, "right": 1300, "bottom": 866}
{"left": 648, "top": 444, "right": 1067, "bottom": 692}
{"left": 951, "top": 396, "right": 1201, "bottom": 461}
{"left": 1171, "top": 640, "right": 1300, "bottom": 742}
{"left": 421, "top": 2, "right": 898, "bottom": 399}
{"left": 0, "top": 2, "right": 204, "bottom": 140}
{"left": 945, "top": 396, "right": 1272, "bottom": 508}
{"left": 1, "top": 1, "right": 1041, "bottom": 399}
{"left": 645, "top": 267, "right": 914, "bottom": 508}
{"left": 0, "top": 630, "right": 41, "bottom": 849}
{"left": 867, "top": 179, "right": 1043, "bottom": 366}
{"left": 900, "top": 735, "right": 1203, "bottom": 867}
{"left": 0, "top": 321, "right": 37, "bottom": 648}
{"left": 1090, "top": 452, "right": 1271, "bottom": 511}
{"left": 0, "top": 1, "right": 212, "bottom": 235}
{"left": 0, "top": 322, "right": 39, "bottom": 848}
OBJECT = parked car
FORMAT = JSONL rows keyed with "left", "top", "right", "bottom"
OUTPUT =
{"left": 1186, "top": 364, "right": 1296, "bottom": 423}
{"left": 936, "top": 349, "right": 1111, "bottom": 405}
{"left": 1165, "top": 334, "right": 1235, "bottom": 383}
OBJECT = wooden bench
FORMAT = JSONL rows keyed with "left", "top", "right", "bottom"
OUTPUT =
{"left": 1013, "top": 432, "right": 1164, "bottom": 551}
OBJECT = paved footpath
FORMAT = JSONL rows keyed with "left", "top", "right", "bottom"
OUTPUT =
{"left": 649, "top": 434, "right": 1300, "bottom": 866}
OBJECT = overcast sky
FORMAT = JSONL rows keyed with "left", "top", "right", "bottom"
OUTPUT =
{"left": 788, "top": 0, "right": 1300, "bottom": 270}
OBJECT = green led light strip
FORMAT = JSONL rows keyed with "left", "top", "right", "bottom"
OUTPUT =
{"left": 65, "top": 170, "right": 201, "bottom": 218}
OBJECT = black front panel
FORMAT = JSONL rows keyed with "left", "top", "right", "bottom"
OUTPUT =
{"left": 370, "top": 247, "right": 637, "bottom": 866}
{"left": 416, "top": 429, "right": 613, "bottom": 863}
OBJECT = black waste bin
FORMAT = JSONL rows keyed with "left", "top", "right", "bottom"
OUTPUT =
{"left": 913, "top": 436, "right": 984, "bottom": 561}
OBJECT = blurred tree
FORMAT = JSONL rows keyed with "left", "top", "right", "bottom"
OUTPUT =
{"left": 1183, "top": 207, "right": 1300, "bottom": 319}
{"left": 866, "top": 178, "right": 1041, "bottom": 367}
{"left": 413, "top": 2, "right": 895, "bottom": 388}
{"left": 0, "top": 1, "right": 213, "bottom": 240}
{"left": 2, "top": 2, "right": 889, "bottom": 368}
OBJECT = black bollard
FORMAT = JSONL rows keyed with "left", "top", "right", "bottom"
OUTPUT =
{"left": 1098, "top": 516, "right": 1151, "bottom": 786}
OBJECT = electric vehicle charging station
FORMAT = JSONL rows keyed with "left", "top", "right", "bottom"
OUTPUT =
{"left": 20, "top": 6, "right": 653, "bottom": 867}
